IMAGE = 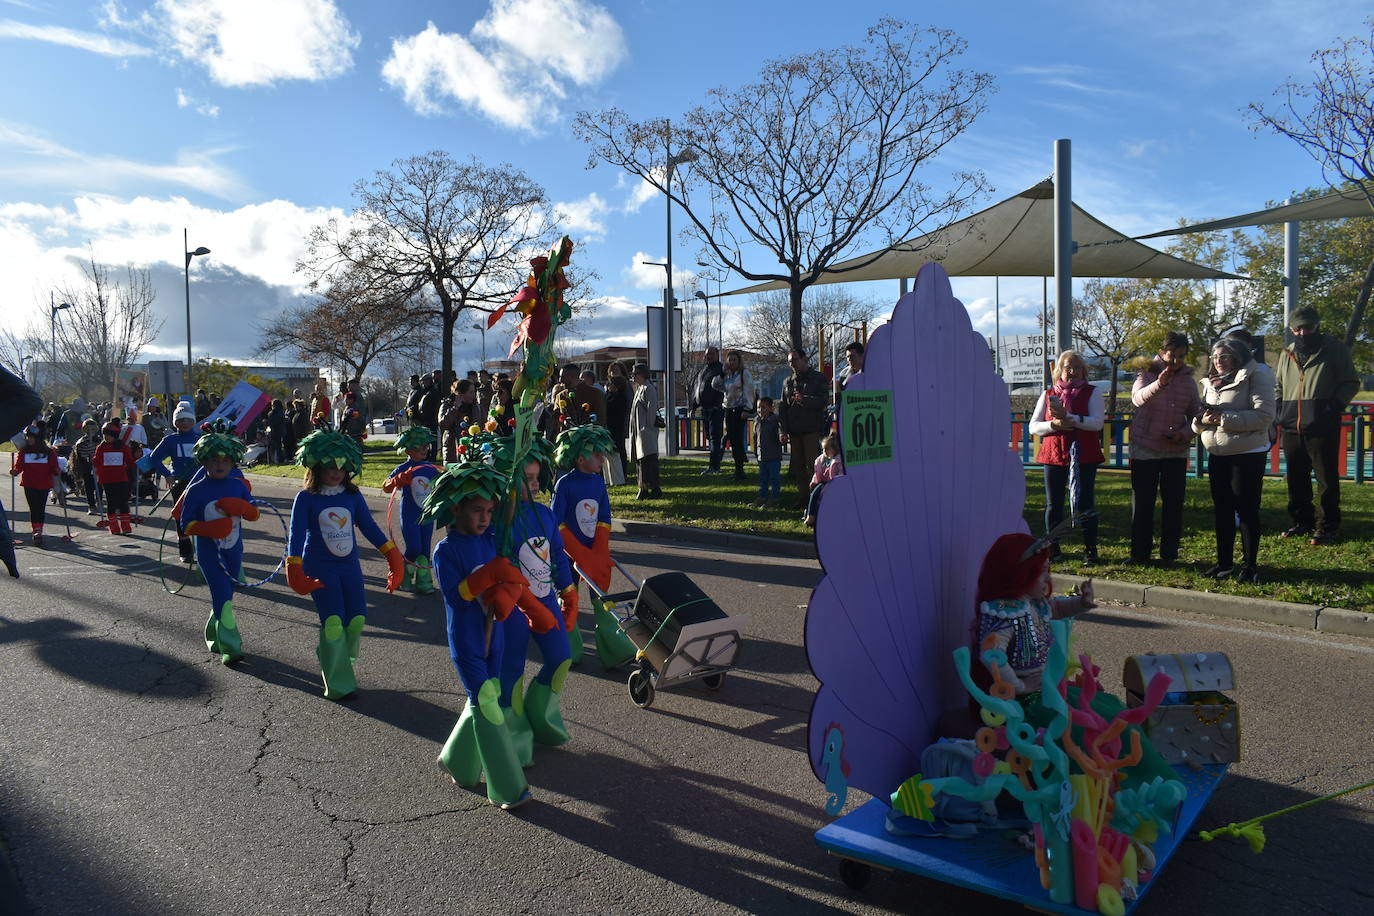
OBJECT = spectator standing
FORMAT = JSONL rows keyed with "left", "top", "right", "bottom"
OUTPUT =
{"left": 1029, "top": 350, "right": 1105, "bottom": 563}
{"left": 266, "top": 399, "right": 288, "bottom": 464}
{"left": 283, "top": 399, "right": 305, "bottom": 463}
{"left": 1128, "top": 332, "right": 1201, "bottom": 564}
{"left": 627, "top": 363, "right": 662, "bottom": 500}
{"left": 405, "top": 375, "right": 424, "bottom": 428}
{"left": 1194, "top": 338, "right": 1275, "bottom": 583}
{"left": 715, "top": 349, "right": 755, "bottom": 481}
{"left": 842, "top": 341, "right": 865, "bottom": 387}
{"left": 476, "top": 369, "right": 494, "bottom": 420}
{"left": 778, "top": 349, "right": 828, "bottom": 506}
{"left": 338, "top": 392, "right": 367, "bottom": 451}
{"left": 1274, "top": 307, "right": 1360, "bottom": 545}
{"left": 194, "top": 388, "right": 212, "bottom": 420}
{"left": 603, "top": 373, "right": 629, "bottom": 487}
{"left": 752, "top": 396, "right": 783, "bottom": 507}
{"left": 692, "top": 347, "right": 726, "bottom": 474}
{"left": 417, "top": 370, "right": 442, "bottom": 440}
{"left": 438, "top": 379, "right": 477, "bottom": 462}
{"left": 311, "top": 377, "right": 332, "bottom": 426}
{"left": 142, "top": 398, "right": 169, "bottom": 450}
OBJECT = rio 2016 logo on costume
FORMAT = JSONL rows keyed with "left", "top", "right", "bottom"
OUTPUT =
{"left": 575, "top": 498, "right": 599, "bottom": 539}
{"left": 319, "top": 507, "right": 354, "bottom": 557}
{"left": 518, "top": 536, "right": 554, "bottom": 598}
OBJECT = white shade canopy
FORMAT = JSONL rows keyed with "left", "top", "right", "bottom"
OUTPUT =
{"left": 723, "top": 178, "right": 1243, "bottom": 297}
{"left": 1134, "top": 187, "right": 1372, "bottom": 239}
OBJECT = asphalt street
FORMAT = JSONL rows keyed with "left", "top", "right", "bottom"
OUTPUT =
{"left": 1, "top": 474, "right": 1371, "bottom": 915}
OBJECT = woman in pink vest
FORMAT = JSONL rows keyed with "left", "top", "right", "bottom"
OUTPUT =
{"left": 1128, "top": 331, "right": 1201, "bottom": 565}
{"left": 1029, "top": 351, "right": 1104, "bottom": 563}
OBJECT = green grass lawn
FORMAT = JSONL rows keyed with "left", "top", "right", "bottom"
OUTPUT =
{"left": 242, "top": 447, "right": 1374, "bottom": 612}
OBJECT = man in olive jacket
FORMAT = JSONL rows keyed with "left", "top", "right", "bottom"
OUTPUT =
{"left": 779, "top": 349, "right": 829, "bottom": 505}
{"left": 1275, "top": 307, "right": 1360, "bottom": 544}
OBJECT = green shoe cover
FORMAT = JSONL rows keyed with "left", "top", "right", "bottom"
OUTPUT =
{"left": 524, "top": 664, "right": 572, "bottom": 747}
{"left": 413, "top": 556, "right": 436, "bottom": 595}
{"left": 234, "top": 567, "right": 247, "bottom": 587}
{"left": 216, "top": 601, "right": 244, "bottom": 663}
{"left": 345, "top": 614, "right": 366, "bottom": 664}
{"left": 567, "top": 620, "right": 585, "bottom": 666}
{"left": 316, "top": 615, "right": 357, "bottom": 699}
{"left": 593, "top": 596, "right": 636, "bottom": 669}
{"left": 203, "top": 613, "right": 218, "bottom": 653}
{"left": 506, "top": 679, "right": 534, "bottom": 766}
{"left": 472, "top": 710, "right": 530, "bottom": 809}
{"left": 438, "top": 705, "right": 481, "bottom": 787}
{"left": 401, "top": 562, "right": 415, "bottom": 591}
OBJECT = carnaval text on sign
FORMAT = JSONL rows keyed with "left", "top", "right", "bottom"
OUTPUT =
{"left": 841, "top": 389, "right": 893, "bottom": 466}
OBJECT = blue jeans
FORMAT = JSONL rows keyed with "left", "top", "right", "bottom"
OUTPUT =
{"left": 758, "top": 460, "right": 781, "bottom": 499}
{"left": 703, "top": 407, "right": 725, "bottom": 469}
{"left": 1043, "top": 462, "right": 1099, "bottom": 549}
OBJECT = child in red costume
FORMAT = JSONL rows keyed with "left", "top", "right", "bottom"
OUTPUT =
{"left": 9, "top": 424, "right": 59, "bottom": 546}
{"left": 93, "top": 420, "right": 136, "bottom": 535}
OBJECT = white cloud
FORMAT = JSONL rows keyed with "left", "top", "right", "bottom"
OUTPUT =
{"left": 0, "top": 121, "right": 246, "bottom": 199}
{"left": 0, "top": 18, "right": 151, "bottom": 56}
{"left": 174, "top": 87, "right": 220, "bottom": 118}
{"left": 620, "top": 171, "right": 662, "bottom": 213}
{"left": 554, "top": 192, "right": 609, "bottom": 238}
{"left": 150, "top": 0, "right": 358, "bottom": 88}
{"left": 0, "top": 194, "right": 348, "bottom": 360}
{"left": 623, "top": 251, "right": 695, "bottom": 291}
{"left": 382, "top": 0, "right": 627, "bottom": 127}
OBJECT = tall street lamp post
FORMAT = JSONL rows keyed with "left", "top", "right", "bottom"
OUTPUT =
{"left": 471, "top": 321, "right": 487, "bottom": 369}
{"left": 695, "top": 261, "right": 724, "bottom": 348}
{"left": 49, "top": 293, "right": 71, "bottom": 393}
{"left": 659, "top": 136, "right": 697, "bottom": 457}
{"left": 184, "top": 228, "right": 210, "bottom": 394}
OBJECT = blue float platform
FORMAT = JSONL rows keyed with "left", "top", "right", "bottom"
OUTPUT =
{"left": 815, "top": 764, "right": 1227, "bottom": 913}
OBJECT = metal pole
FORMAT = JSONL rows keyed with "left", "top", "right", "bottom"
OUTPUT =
{"left": 184, "top": 228, "right": 193, "bottom": 394}
{"left": 994, "top": 276, "right": 1001, "bottom": 376}
{"left": 1053, "top": 139, "right": 1074, "bottom": 356}
{"left": 664, "top": 131, "right": 678, "bottom": 457}
{"left": 1283, "top": 198, "right": 1299, "bottom": 346}
{"left": 49, "top": 292, "right": 56, "bottom": 388}
{"left": 1042, "top": 276, "right": 1051, "bottom": 388}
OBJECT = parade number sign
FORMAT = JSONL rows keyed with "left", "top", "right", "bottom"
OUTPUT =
{"left": 842, "top": 390, "right": 893, "bottom": 466}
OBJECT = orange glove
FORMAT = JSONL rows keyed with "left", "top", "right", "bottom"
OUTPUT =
{"left": 379, "top": 540, "right": 405, "bottom": 592}
{"left": 184, "top": 517, "right": 233, "bottom": 539}
{"left": 589, "top": 523, "right": 613, "bottom": 591}
{"left": 382, "top": 470, "right": 414, "bottom": 493}
{"left": 459, "top": 556, "right": 525, "bottom": 600}
{"left": 286, "top": 556, "right": 324, "bottom": 595}
{"left": 482, "top": 582, "right": 521, "bottom": 621}
{"left": 515, "top": 587, "right": 559, "bottom": 633}
{"left": 559, "top": 585, "right": 580, "bottom": 632}
{"left": 560, "top": 524, "right": 595, "bottom": 568}
{"left": 215, "top": 497, "right": 259, "bottom": 521}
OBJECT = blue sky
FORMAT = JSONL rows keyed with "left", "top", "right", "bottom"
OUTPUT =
{"left": 1, "top": 0, "right": 1368, "bottom": 372}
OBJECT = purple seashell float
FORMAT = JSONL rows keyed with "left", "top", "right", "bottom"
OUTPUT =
{"left": 806, "top": 261, "right": 1028, "bottom": 801}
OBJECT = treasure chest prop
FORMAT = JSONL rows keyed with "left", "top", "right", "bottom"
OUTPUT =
{"left": 634, "top": 572, "right": 728, "bottom": 643}
{"left": 1123, "top": 653, "right": 1239, "bottom": 765}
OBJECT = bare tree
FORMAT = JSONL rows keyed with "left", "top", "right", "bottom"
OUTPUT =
{"left": 0, "top": 328, "right": 38, "bottom": 381}
{"left": 299, "top": 151, "right": 558, "bottom": 382}
{"left": 575, "top": 19, "right": 993, "bottom": 354}
{"left": 1071, "top": 278, "right": 1150, "bottom": 414}
{"left": 739, "top": 286, "right": 882, "bottom": 363}
{"left": 1249, "top": 18, "right": 1374, "bottom": 347}
{"left": 34, "top": 247, "right": 162, "bottom": 399}
{"left": 259, "top": 264, "right": 427, "bottom": 381}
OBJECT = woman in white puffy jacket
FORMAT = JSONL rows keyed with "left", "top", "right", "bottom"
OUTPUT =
{"left": 1193, "top": 338, "right": 1275, "bottom": 584}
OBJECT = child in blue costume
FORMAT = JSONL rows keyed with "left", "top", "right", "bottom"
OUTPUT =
{"left": 176, "top": 421, "right": 258, "bottom": 664}
{"left": 286, "top": 430, "right": 405, "bottom": 700}
{"left": 381, "top": 426, "right": 441, "bottom": 595}
{"left": 552, "top": 422, "right": 616, "bottom": 664}
{"left": 146, "top": 401, "right": 203, "bottom": 563}
{"left": 492, "top": 438, "right": 577, "bottom": 756}
{"left": 426, "top": 460, "right": 549, "bottom": 809}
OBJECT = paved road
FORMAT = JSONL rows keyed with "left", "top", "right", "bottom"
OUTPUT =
{"left": 2, "top": 476, "right": 1371, "bottom": 915}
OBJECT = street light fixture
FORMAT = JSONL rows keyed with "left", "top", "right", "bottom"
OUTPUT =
{"left": 184, "top": 228, "right": 210, "bottom": 394}
{"left": 49, "top": 293, "right": 71, "bottom": 392}
{"left": 696, "top": 260, "right": 724, "bottom": 349}
{"left": 471, "top": 321, "right": 487, "bottom": 368}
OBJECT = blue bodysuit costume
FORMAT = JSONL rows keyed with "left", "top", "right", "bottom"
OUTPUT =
{"left": 180, "top": 471, "right": 256, "bottom": 662}
{"left": 288, "top": 485, "right": 391, "bottom": 627}
{"left": 551, "top": 469, "right": 611, "bottom": 553}
{"left": 389, "top": 458, "right": 441, "bottom": 563}
{"left": 492, "top": 498, "right": 574, "bottom": 749}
